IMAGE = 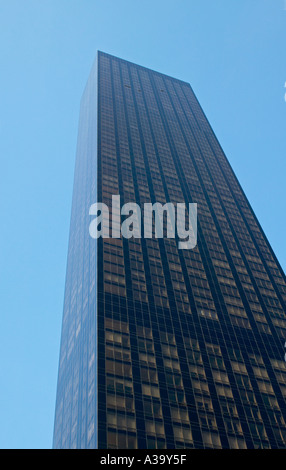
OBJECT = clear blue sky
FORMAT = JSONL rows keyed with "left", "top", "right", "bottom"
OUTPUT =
{"left": 0, "top": 0, "right": 285, "bottom": 449}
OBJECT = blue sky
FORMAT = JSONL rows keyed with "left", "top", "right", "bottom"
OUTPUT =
{"left": 0, "top": 0, "right": 285, "bottom": 449}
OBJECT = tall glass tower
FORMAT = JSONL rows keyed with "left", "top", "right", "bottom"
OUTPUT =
{"left": 53, "top": 51, "right": 286, "bottom": 449}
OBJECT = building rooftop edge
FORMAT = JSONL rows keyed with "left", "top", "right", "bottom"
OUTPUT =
{"left": 97, "top": 50, "right": 191, "bottom": 87}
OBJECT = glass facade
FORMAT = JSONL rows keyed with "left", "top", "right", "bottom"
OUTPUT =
{"left": 53, "top": 51, "right": 286, "bottom": 449}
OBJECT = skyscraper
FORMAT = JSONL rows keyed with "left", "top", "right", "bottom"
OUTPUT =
{"left": 53, "top": 51, "right": 286, "bottom": 449}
